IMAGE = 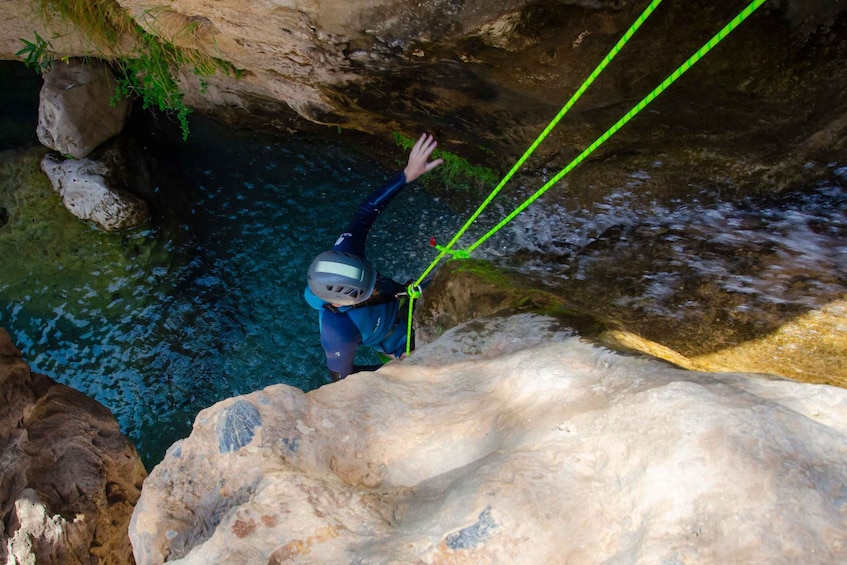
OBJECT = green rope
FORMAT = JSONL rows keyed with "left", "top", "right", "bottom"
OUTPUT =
{"left": 466, "top": 0, "right": 766, "bottom": 254}
{"left": 404, "top": 0, "right": 767, "bottom": 355}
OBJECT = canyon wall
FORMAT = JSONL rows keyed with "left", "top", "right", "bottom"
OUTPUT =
{"left": 1, "top": 0, "right": 845, "bottom": 200}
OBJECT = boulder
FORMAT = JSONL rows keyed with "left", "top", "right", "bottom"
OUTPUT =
{"left": 129, "top": 314, "right": 847, "bottom": 564}
{"left": 0, "top": 327, "right": 148, "bottom": 565}
{"left": 41, "top": 152, "right": 149, "bottom": 231}
{"left": 37, "top": 59, "right": 130, "bottom": 159}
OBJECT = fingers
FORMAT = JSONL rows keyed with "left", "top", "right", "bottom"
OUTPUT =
{"left": 425, "top": 157, "right": 444, "bottom": 173}
{"left": 404, "top": 132, "right": 443, "bottom": 183}
{"left": 411, "top": 132, "right": 437, "bottom": 159}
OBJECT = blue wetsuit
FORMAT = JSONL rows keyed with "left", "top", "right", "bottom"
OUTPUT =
{"left": 304, "top": 171, "right": 410, "bottom": 380}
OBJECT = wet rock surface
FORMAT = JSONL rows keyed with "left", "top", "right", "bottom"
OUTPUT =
{"left": 416, "top": 181, "right": 847, "bottom": 387}
{"left": 501, "top": 182, "right": 847, "bottom": 387}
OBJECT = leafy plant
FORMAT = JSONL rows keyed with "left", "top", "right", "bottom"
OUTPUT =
{"left": 393, "top": 132, "right": 498, "bottom": 191}
{"left": 16, "top": 32, "right": 56, "bottom": 73}
{"left": 112, "top": 32, "right": 193, "bottom": 140}
{"left": 25, "top": 0, "right": 242, "bottom": 140}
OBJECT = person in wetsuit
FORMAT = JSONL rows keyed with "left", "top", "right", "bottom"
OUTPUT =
{"left": 305, "top": 133, "right": 443, "bottom": 381}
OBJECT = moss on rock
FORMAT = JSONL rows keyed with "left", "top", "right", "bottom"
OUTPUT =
{"left": 0, "top": 145, "right": 167, "bottom": 316}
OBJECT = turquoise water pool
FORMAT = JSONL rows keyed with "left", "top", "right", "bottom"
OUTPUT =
{"left": 1, "top": 115, "right": 465, "bottom": 467}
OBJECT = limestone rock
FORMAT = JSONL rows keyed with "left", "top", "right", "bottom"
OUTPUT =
{"left": 129, "top": 314, "right": 847, "bottom": 564}
{"left": 37, "top": 59, "right": 130, "bottom": 159}
{"left": 40, "top": 153, "right": 149, "bottom": 231}
{"left": 0, "top": 327, "right": 148, "bottom": 565}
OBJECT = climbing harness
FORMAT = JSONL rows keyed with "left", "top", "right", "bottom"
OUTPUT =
{"left": 404, "top": 0, "right": 768, "bottom": 355}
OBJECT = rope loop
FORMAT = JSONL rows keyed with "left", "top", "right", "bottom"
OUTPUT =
{"left": 406, "top": 284, "right": 423, "bottom": 300}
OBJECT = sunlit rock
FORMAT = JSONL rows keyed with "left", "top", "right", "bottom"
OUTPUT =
{"left": 0, "top": 327, "right": 147, "bottom": 565}
{"left": 36, "top": 59, "right": 130, "bottom": 159}
{"left": 129, "top": 314, "right": 847, "bottom": 564}
{"left": 40, "top": 152, "right": 149, "bottom": 231}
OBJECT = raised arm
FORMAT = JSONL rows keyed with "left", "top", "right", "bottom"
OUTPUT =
{"left": 333, "top": 133, "right": 443, "bottom": 256}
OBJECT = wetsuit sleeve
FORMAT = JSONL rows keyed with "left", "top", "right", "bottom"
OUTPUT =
{"left": 332, "top": 171, "right": 407, "bottom": 256}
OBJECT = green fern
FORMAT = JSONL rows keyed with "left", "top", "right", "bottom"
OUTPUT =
{"left": 112, "top": 32, "right": 192, "bottom": 139}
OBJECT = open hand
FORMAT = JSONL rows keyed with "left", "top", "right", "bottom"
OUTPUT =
{"left": 403, "top": 133, "right": 443, "bottom": 183}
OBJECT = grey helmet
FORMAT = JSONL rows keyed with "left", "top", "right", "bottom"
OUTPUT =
{"left": 307, "top": 250, "right": 376, "bottom": 306}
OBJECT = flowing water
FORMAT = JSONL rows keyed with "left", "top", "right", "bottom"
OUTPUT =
{"left": 499, "top": 171, "right": 847, "bottom": 306}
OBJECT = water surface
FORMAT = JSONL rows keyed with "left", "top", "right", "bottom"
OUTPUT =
{"left": 0, "top": 116, "right": 464, "bottom": 467}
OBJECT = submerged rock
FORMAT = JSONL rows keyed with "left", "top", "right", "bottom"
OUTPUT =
{"left": 40, "top": 152, "right": 149, "bottom": 231}
{"left": 0, "top": 327, "right": 147, "bottom": 565}
{"left": 0, "top": 146, "right": 167, "bottom": 321}
{"left": 129, "top": 313, "right": 847, "bottom": 564}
